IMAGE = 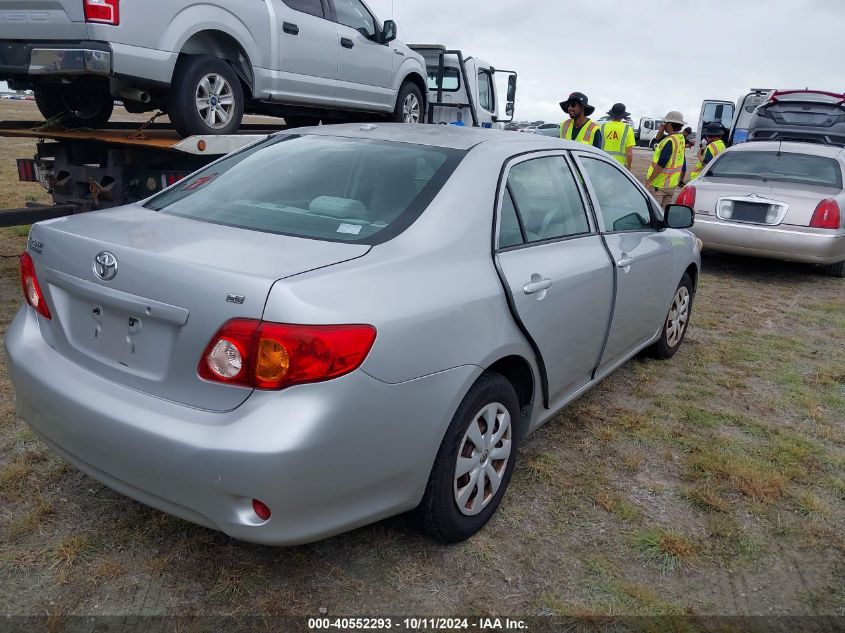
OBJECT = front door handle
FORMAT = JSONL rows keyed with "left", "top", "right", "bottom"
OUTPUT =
{"left": 341, "top": 37, "right": 354, "bottom": 49}
{"left": 523, "top": 279, "right": 552, "bottom": 295}
{"left": 282, "top": 22, "right": 299, "bottom": 35}
{"left": 616, "top": 257, "right": 634, "bottom": 268}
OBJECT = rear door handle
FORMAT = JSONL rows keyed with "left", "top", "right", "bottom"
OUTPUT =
{"left": 282, "top": 22, "right": 299, "bottom": 35}
{"left": 341, "top": 37, "right": 354, "bottom": 49}
{"left": 523, "top": 279, "right": 552, "bottom": 295}
{"left": 616, "top": 257, "right": 634, "bottom": 268}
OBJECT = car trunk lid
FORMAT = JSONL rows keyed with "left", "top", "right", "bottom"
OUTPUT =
{"left": 0, "top": 1, "right": 89, "bottom": 41}
{"left": 29, "top": 205, "right": 370, "bottom": 411}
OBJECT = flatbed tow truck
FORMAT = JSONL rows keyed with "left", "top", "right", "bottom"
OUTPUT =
{"left": 0, "top": 47, "right": 517, "bottom": 228}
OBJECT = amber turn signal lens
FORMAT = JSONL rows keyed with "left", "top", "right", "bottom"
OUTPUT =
{"left": 255, "top": 338, "right": 290, "bottom": 385}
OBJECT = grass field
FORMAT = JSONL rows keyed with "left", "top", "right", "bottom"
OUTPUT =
{"left": 0, "top": 100, "right": 843, "bottom": 620}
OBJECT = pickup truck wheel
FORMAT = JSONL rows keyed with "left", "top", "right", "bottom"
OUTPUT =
{"left": 168, "top": 55, "right": 244, "bottom": 137}
{"left": 283, "top": 116, "right": 321, "bottom": 128}
{"left": 417, "top": 372, "right": 519, "bottom": 543}
{"left": 392, "top": 82, "right": 424, "bottom": 124}
{"left": 650, "top": 273, "right": 694, "bottom": 359}
{"left": 34, "top": 83, "right": 113, "bottom": 129}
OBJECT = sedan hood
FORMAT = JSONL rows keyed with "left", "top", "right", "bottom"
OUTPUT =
{"left": 28, "top": 205, "right": 370, "bottom": 411}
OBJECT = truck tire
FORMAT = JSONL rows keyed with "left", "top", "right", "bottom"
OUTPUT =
{"left": 34, "top": 82, "right": 114, "bottom": 129}
{"left": 392, "top": 82, "right": 424, "bottom": 124}
{"left": 167, "top": 55, "right": 244, "bottom": 137}
{"left": 283, "top": 115, "right": 321, "bottom": 128}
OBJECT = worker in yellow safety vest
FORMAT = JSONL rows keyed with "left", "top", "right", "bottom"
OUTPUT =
{"left": 601, "top": 102, "right": 635, "bottom": 169}
{"left": 559, "top": 92, "right": 603, "bottom": 147}
{"left": 690, "top": 122, "right": 727, "bottom": 180}
{"left": 646, "top": 110, "right": 687, "bottom": 208}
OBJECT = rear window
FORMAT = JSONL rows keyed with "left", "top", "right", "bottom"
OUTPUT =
{"left": 145, "top": 136, "right": 462, "bottom": 244}
{"left": 707, "top": 151, "right": 842, "bottom": 188}
{"left": 426, "top": 66, "right": 460, "bottom": 92}
{"left": 760, "top": 102, "right": 845, "bottom": 128}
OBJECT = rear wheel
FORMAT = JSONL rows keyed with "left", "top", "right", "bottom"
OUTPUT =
{"left": 417, "top": 372, "right": 519, "bottom": 543}
{"left": 283, "top": 115, "right": 321, "bottom": 128}
{"left": 167, "top": 55, "right": 244, "bottom": 137}
{"left": 392, "top": 82, "right": 424, "bottom": 124}
{"left": 650, "top": 273, "right": 694, "bottom": 359}
{"left": 34, "top": 81, "right": 114, "bottom": 129}
{"left": 821, "top": 260, "right": 844, "bottom": 278}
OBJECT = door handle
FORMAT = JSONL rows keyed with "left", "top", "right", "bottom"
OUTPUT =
{"left": 341, "top": 37, "right": 354, "bottom": 49}
{"left": 523, "top": 279, "right": 552, "bottom": 295}
{"left": 616, "top": 257, "right": 634, "bottom": 268}
{"left": 282, "top": 22, "right": 299, "bottom": 35}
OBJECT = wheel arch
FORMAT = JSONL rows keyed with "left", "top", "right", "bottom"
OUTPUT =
{"left": 178, "top": 29, "right": 255, "bottom": 98}
{"left": 484, "top": 355, "right": 536, "bottom": 440}
{"left": 395, "top": 71, "right": 428, "bottom": 116}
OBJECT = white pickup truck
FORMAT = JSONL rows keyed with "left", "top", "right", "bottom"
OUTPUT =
{"left": 0, "top": 0, "right": 430, "bottom": 136}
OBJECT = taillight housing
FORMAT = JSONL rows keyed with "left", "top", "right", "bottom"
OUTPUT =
{"left": 676, "top": 185, "right": 696, "bottom": 209}
{"left": 19, "top": 252, "right": 52, "bottom": 320}
{"left": 810, "top": 199, "right": 841, "bottom": 229}
{"left": 84, "top": 0, "right": 120, "bottom": 25}
{"left": 198, "top": 319, "right": 377, "bottom": 390}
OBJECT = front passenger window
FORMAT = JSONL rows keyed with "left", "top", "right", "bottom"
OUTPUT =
{"left": 334, "top": 0, "right": 377, "bottom": 40}
{"left": 283, "top": 0, "right": 324, "bottom": 18}
{"left": 580, "top": 157, "right": 654, "bottom": 232}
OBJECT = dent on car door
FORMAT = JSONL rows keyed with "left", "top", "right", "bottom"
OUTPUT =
{"left": 494, "top": 154, "right": 614, "bottom": 407}
{"left": 574, "top": 154, "right": 676, "bottom": 370}
{"left": 273, "top": 0, "right": 339, "bottom": 105}
{"left": 332, "top": 0, "right": 394, "bottom": 108}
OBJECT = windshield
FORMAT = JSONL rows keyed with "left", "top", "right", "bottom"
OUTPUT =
{"left": 707, "top": 151, "right": 842, "bottom": 188}
{"left": 145, "top": 135, "right": 462, "bottom": 244}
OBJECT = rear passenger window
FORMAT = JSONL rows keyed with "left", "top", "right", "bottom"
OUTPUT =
{"left": 506, "top": 157, "right": 590, "bottom": 242}
{"left": 580, "top": 157, "right": 654, "bottom": 232}
{"left": 498, "top": 189, "right": 524, "bottom": 248}
{"left": 283, "top": 0, "right": 324, "bottom": 18}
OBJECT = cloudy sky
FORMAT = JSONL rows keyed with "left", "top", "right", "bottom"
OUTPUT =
{"left": 4, "top": 0, "right": 842, "bottom": 129}
{"left": 368, "top": 0, "right": 845, "bottom": 127}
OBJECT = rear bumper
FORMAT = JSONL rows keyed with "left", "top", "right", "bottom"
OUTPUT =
{"left": 6, "top": 306, "right": 480, "bottom": 546}
{"left": 0, "top": 40, "right": 111, "bottom": 79}
{"left": 692, "top": 215, "right": 845, "bottom": 264}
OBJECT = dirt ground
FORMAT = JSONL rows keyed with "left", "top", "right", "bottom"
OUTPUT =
{"left": 0, "top": 100, "right": 843, "bottom": 622}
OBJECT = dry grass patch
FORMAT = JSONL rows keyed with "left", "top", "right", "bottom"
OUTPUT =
{"left": 209, "top": 563, "right": 267, "bottom": 602}
{"left": 682, "top": 484, "right": 731, "bottom": 513}
{"left": 91, "top": 558, "right": 127, "bottom": 582}
{"left": 686, "top": 449, "right": 787, "bottom": 503}
{"left": 6, "top": 493, "right": 54, "bottom": 539}
{"left": 49, "top": 534, "right": 97, "bottom": 575}
{"left": 791, "top": 490, "right": 832, "bottom": 518}
{"left": 632, "top": 528, "right": 698, "bottom": 574}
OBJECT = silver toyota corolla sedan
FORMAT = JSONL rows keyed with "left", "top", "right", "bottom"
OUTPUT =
{"left": 7, "top": 124, "right": 700, "bottom": 546}
{"left": 682, "top": 141, "right": 845, "bottom": 277}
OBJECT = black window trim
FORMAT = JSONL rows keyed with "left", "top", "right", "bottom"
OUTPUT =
{"left": 572, "top": 152, "right": 663, "bottom": 235}
{"left": 426, "top": 65, "right": 461, "bottom": 93}
{"left": 493, "top": 150, "right": 598, "bottom": 254}
{"left": 282, "top": 0, "right": 328, "bottom": 19}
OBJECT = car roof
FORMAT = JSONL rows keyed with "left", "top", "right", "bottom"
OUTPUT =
{"left": 725, "top": 140, "right": 845, "bottom": 159}
{"left": 283, "top": 122, "right": 602, "bottom": 155}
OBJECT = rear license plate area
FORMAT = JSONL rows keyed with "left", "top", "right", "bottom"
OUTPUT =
{"left": 731, "top": 202, "right": 769, "bottom": 223}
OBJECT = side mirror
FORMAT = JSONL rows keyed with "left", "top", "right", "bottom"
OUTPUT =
{"left": 665, "top": 204, "right": 694, "bottom": 229}
{"left": 507, "top": 75, "right": 517, "bottom": 102}
{"left": 382, "top": 20, "right": 397, "bottom": 43}
{"left": 506, "top": 102, "right": 514, "bottom": 117}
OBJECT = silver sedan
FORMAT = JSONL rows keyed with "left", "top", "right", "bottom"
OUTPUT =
{"left": 7, "top": 124, "right": 700, "bottom": 545}
{"left": 683, "top": 141, "right": 845, "bottom": 277}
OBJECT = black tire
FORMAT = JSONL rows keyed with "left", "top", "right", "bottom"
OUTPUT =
{"left": 167, "top": 55, "right": 244, "bottom": 137}
{"left": 820, "top": 260, "right": 844, "bottom": 278}
{"left": 391, "top": 82, "right": 424, "bottom": 124}
{"left": 650, "top": 273, "right": 694, "bottom": 359}
{"left": 283, "top": 115, "right": 321, "bottom": 128}
{"left": 34, "top": 82, "right": 113, "bottom": 129}
{"left": 417, "top": 372, "right": 520, "bottom": 543}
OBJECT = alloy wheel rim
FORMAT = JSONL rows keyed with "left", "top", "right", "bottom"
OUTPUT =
{"left": 453, "top": 402, "right": 512, "bottom": 516}
{"left": 403, "top": 93, "right": 420, "bottom": 123}
{"left": 666, "top": 286, "right": 690, "bottom": 347}
{"left": 195, "top": 73, "right": 236, "bottom": 130}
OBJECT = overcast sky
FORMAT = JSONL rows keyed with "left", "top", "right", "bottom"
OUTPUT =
{"left": 3, "top": 0, "right": 842, "bottom": 129}
{"left": 369, "top": 0, "right": 845, "bottom": 128}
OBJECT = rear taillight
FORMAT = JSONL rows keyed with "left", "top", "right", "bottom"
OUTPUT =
{"left": 84, "top": 0, "right": 120, "bottom": 25}
{"left": 19, "top": 252, "right": 51, "bottom": 320}
{"left": 199, "top": 319, "right": 377, "bottom": 390}
{"left": 676, "top": 185, "right": 696, "bottom": 208}
{"left": 810, "top": 199, "right": 841, "bottom": 229}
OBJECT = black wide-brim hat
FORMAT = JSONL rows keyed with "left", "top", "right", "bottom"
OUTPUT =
{"left": 607, "top": 103, "right": 631, "bottom": 118}
{"left": 560, "top": 92, "right": 595, "bottom": 116}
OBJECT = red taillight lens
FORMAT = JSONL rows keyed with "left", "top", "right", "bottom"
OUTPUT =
{"left": 199, "top": 319, "right": 377, "bottom": 390}
{"left": 19, "top": 252, "right": 51, "bottom": 320}
{"left": 810, "top": 199, "right": 841, "bottom": 229}
{"left": 84, "top": 0, "right": 120, "bottom": 25}
{"left": 252, "top": 499, "right": 271, "bottom": 521}
{"left": 676, "top": 185, "right": 696, "bottom": 208}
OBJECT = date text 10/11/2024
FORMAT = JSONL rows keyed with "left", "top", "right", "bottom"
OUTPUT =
{"left": 307, "top": 617, "right": 529, "bottom": 631}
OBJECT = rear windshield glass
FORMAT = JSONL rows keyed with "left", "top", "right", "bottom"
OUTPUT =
{"left": 426, "top": 66, "right": 460, "bottom": 91}
{"left": 707, "top": 151, "right": 842, "bottom": 188}
{"left": 144, "top": 135, "right": 462, "bottom": 244}
{"left": 761, "top": 102, "right": 844, "bottom": 128}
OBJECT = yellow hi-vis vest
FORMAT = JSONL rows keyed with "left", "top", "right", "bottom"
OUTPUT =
{"left": 601, "top": 120, "right": 633, "bottom": 166}
{"left": 690, "top": 139, "right": 726, "bottom": 180}
{"left": 560, "top": 118, "right": 599, "bottom": 145}
{"left": 647, "top": 133, "right": 686, "bottom": 189}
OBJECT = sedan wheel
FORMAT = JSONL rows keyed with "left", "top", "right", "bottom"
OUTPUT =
{"left": 651, "top": 273, "right": 694, "bottom": 359}
{"left": 418, "top": 372, "right": 520, "bottom": 543}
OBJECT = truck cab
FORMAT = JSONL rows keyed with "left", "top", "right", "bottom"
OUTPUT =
{"left": 636, "top": 117, "right": 663, "bottom": 147}
{"left": 696, "top": 89, "right": 772, "bottom": 148}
